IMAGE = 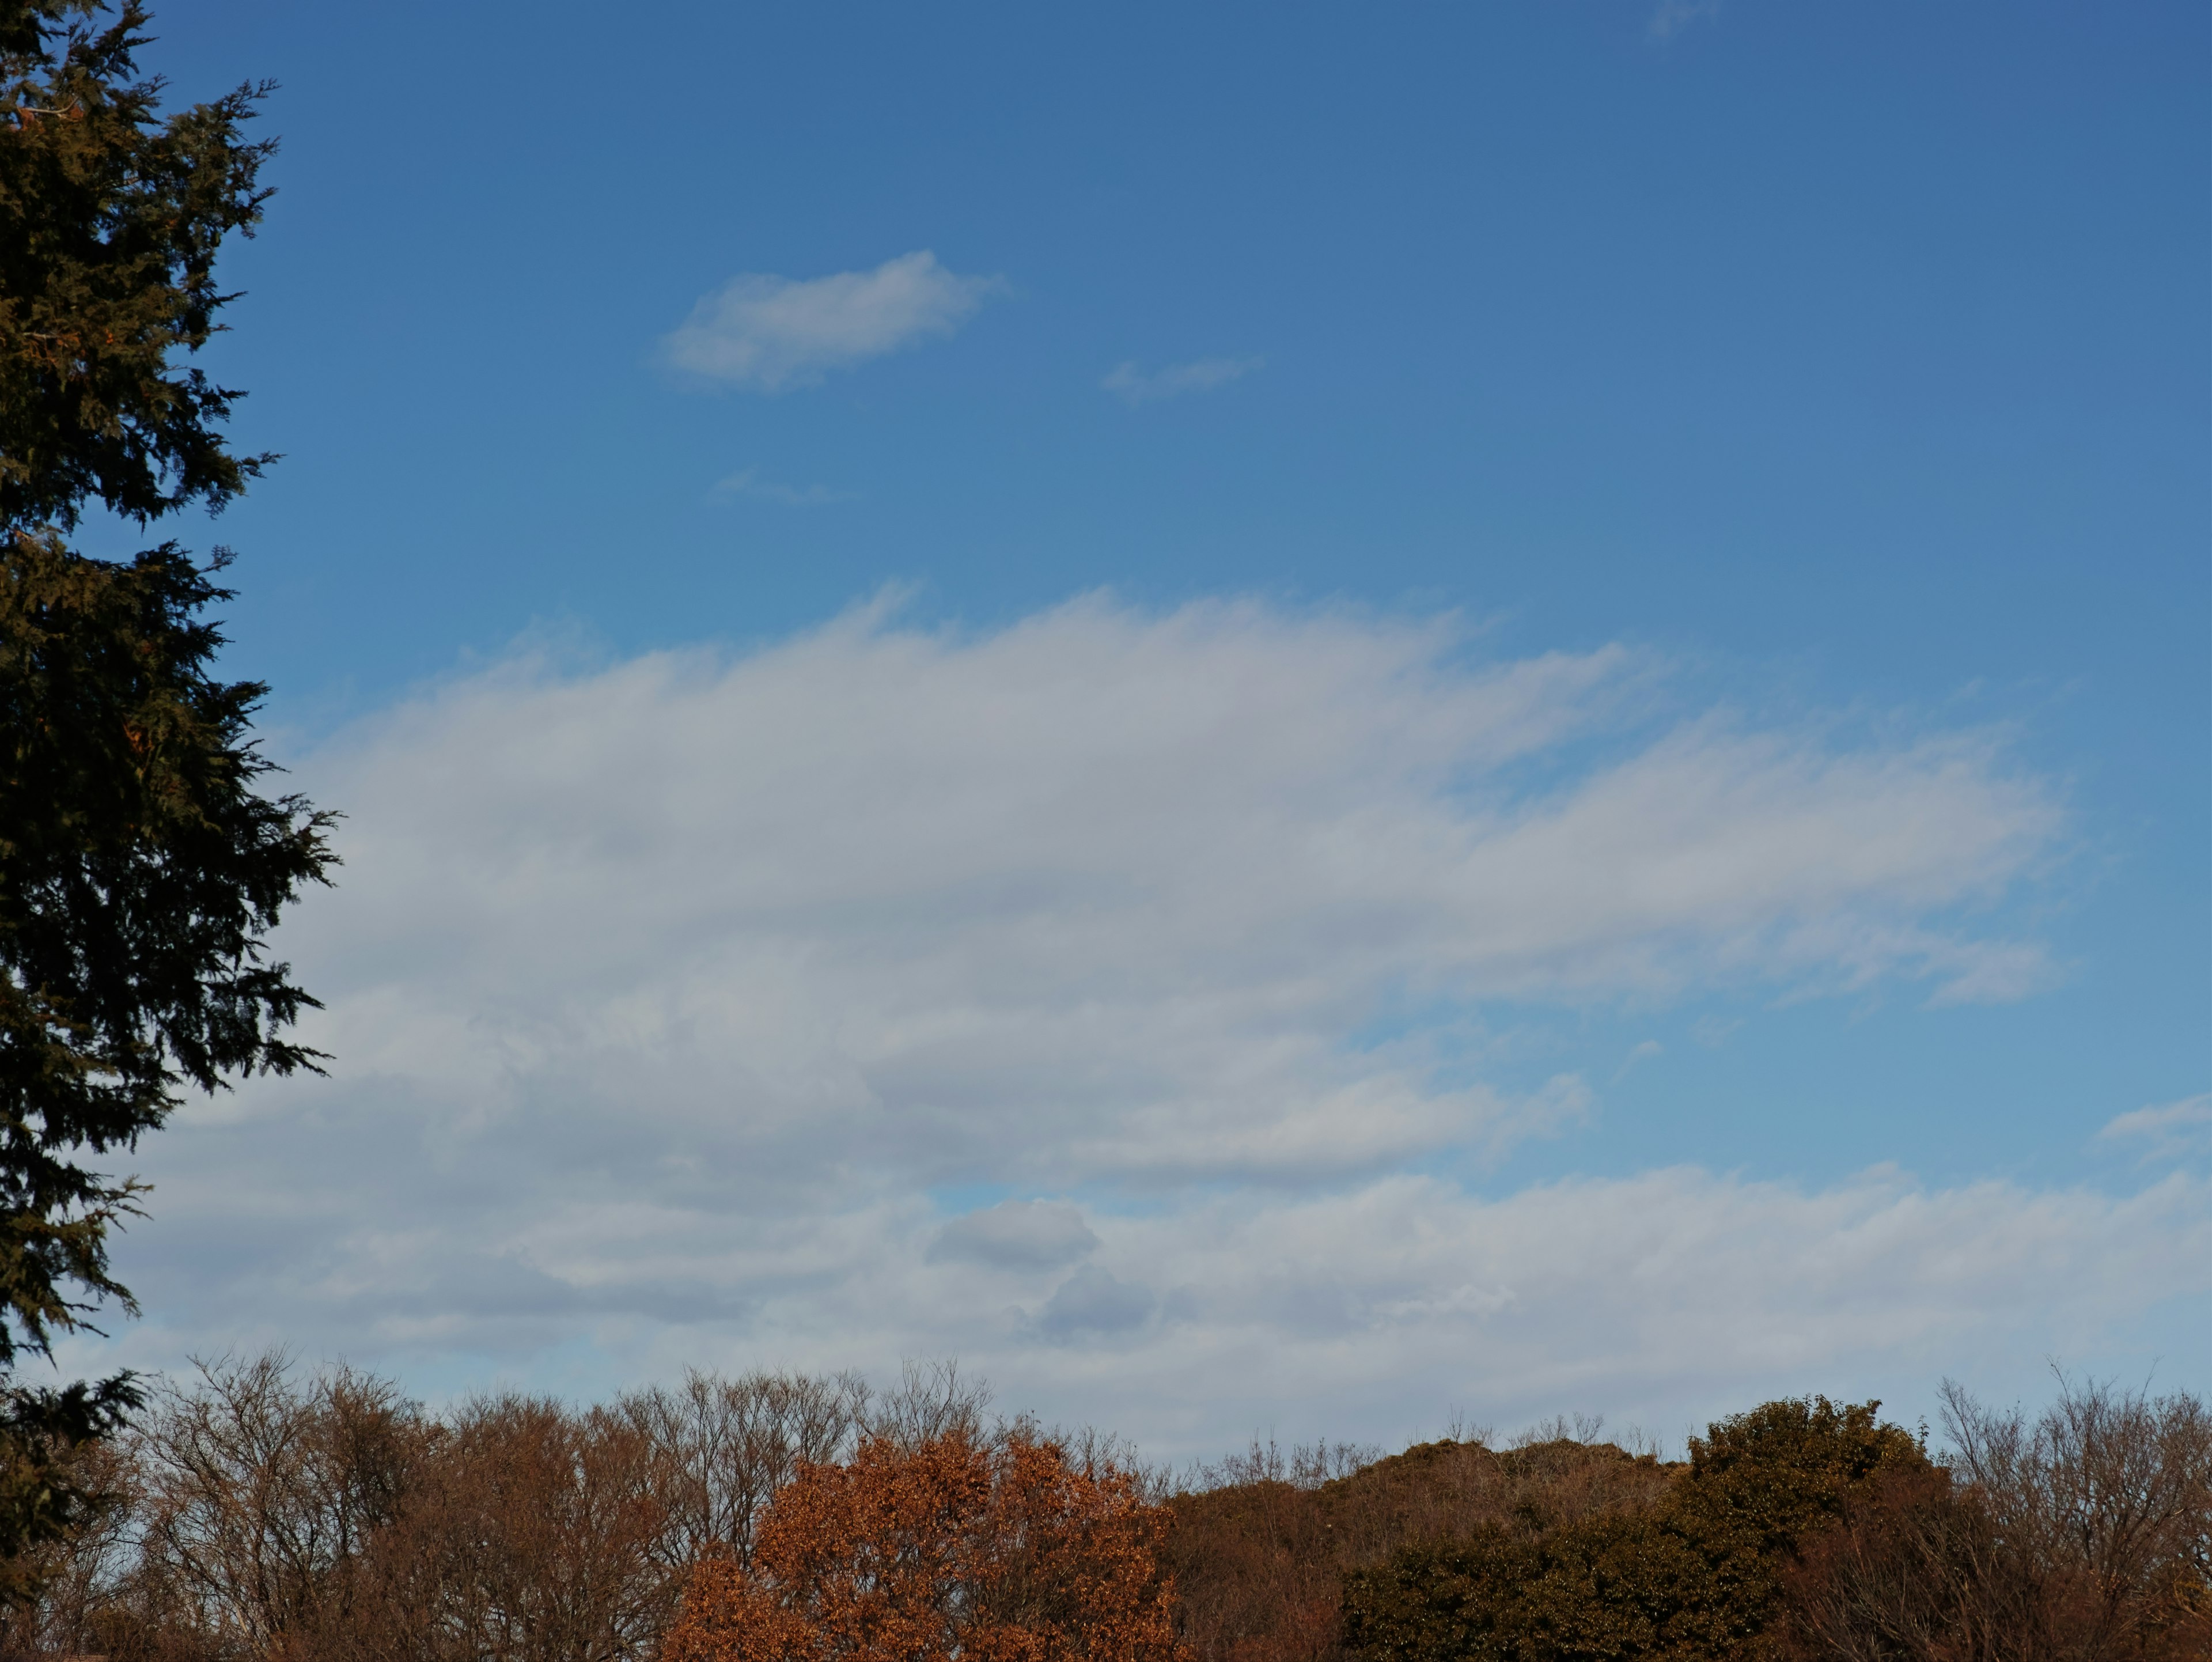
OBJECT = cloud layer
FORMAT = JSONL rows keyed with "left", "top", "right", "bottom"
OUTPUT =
{"left": 662, "top": 252, "right": 998, "bottom": 391}
{"left": 72, "top": 597, "right": 2198, "bottom": 1454}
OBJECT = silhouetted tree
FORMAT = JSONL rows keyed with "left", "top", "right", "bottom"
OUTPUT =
{"left": 0, "top": 0, "right": 331, "bottom": 1574}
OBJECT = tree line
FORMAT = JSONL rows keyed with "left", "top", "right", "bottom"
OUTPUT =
{"left": 0, "top": 1351, "right": 2200, "bottom": 1661}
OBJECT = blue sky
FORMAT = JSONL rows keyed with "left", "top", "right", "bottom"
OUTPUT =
{"left": 69, "top": 1, "right": 2209, "bottom": 1452}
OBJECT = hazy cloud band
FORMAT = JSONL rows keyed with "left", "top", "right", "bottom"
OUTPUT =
{"left": 66, "top": 595, "right": 2168, "bottom": 1455}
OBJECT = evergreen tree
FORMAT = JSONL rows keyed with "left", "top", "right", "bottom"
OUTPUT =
{"left": 0, "top": 0, "right": 331, "bottom": 1578}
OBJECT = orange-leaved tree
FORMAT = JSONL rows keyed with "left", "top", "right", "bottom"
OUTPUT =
{"left": 663, "top": 1427, "right": 1185, "bottom": 1662}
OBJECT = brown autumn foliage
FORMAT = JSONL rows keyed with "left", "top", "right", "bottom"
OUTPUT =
{"left": 662, "top": 1428, "right": 1183, "bottom": 1662}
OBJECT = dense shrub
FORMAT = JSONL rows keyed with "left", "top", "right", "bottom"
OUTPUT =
{"left": 1338, "top": 1399, "right": 1926, "bottom": 1662}
{"left": 1168, "top": 1433, "right": 1675, "bottom": 1662}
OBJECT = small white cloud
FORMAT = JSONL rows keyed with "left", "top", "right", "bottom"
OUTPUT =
{"left": 927, "top": 1201, "right": 1100, "bottom": 1270}
{"left": 1649, "top": 0, "right": 1721, "bottom": 41}
{"left": 2100, "top": 1095, "right": 2212, "bottom": 1163}
{"left": 708, "top": 468, "right": 850, "bottom": 508}
{"left": 1103, "top": 355, "right": 1264, "bottom": 407}
{"left": 661, "top": 251, "right": 1001, "bottom": 392}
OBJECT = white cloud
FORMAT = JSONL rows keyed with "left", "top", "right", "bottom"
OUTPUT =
{"left": 661, "top": 251, "right": 1000, "bottom": 391}
{"left": 2100, "top": 1095, "right": 2212, "bottom": 1163}
{"left": 1103, "top": 356, "right": 1263, "bottom": 406}
{"left": 1000, "top": 1166, "right": 2205, "bottom": 1438}
{"left": 62, "top": 594, "right": 2177, "bottom": 1457}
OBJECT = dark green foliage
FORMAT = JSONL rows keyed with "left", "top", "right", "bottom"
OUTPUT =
{"left": 0, "top": 533, "right": 333, "bottom": 1358}
{"left": 2, "top": 1, "right": 274, "bottom": 532}
{"left": 1340, "top": 1531, "right": 1546, "bottom": 1662}
{"left": 0, "top": 0, "right": 331, "bottom": 1579}
{"left": 1340, "top": 1399, "right": 1927, "bottom": 1662}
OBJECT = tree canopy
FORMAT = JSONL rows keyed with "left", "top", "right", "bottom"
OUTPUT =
{"left": 664, "top": 1429, "right": 1185, "bottom": 1662}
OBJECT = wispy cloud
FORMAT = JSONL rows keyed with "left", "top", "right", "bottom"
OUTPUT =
{"left": 661, "top": 251, "right": 1001, "bottom": 392}
{"left": 2101, "top": 1095, "right": 2212, "bottom": 1163}
{"left": 1649, "top": 0, "right": 1721, "bottom": 41}
{"left": 1103, "top": 355, "right": 1263, "bottom": 406}
{"left": 708, "top": 468, "right": 851, "bottom": 508}
{"left": 1613, "top": 1039, "right": 1664, "bottom": 1082}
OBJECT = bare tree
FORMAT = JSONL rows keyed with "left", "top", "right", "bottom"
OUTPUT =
{"left": 378, "top": 1392, "right": 676, "bottom": 1662}
{"left": 619, "top": 1369, "right": 866, "bottom": 1573}
{"left": 861, "top": 1358, "right": 993, "bottom": 1451}
{"left": 1941, "top": 1372, "right": 2210, "bottom": 1659}
{"left": 1783, "top": 1375, "right": 2212, "bottom": 1661}
{"left": 127, "top": 1351, "right": 418, "bottom": 1653}
{"left": 0, "top": 1353, "right": 1013, "bottom": 1661}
